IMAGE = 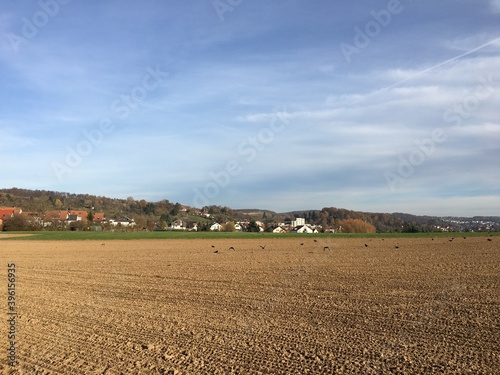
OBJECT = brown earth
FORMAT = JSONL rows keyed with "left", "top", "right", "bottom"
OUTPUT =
{"left": 1, "top": 237, "right": 499, "bottom": 374}
{"left": 0, "top": 234, "right": 35, "bottom": 239}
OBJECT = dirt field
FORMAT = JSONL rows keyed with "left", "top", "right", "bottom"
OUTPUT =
{"left": 1, "top": 236, "right": 499, "bottom": 374}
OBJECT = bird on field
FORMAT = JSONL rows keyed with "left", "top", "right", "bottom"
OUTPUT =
{"left": 314, "top": 240, "right": 318, "bottom": 242}
{"left": 487, "top": 238, "right": 492, "bottom": 242}
{"left": 214, "top": 250, "right": 219, "bottom": 254}
{"left": 323, "top": 246, "right": 330, "bottom": 251}
{"left": 211, "top": 245, "right": 215, "bottom": 248}
{"left": 260, "top": 245, "right": 266, "bottom": 249}
{"left": 463, "top": 237, "right": 466, "bottom": 239}
{"left": 449, "top": 239, "right": 453, "bottom": 242}
{"left": 364, "top": 244, "right": 368, "bottom": 247}
{"left": 300, "top": 243, "right": 304, "bottom": 246}
{"left": 228, "top": 246, "right": 235, "bottom": 250}
{"left": 395, "top": 246, "right": 400, "bottom": 249}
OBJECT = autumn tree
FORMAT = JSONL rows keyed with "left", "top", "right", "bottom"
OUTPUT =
{"left": 338, "top": 219, "right": 376, "bottom": 233}
{"left": 224, "top": 222, "right": 236, "bottom": 232}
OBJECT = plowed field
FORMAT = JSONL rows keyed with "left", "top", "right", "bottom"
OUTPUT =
{"left": 1, "top": 236, "right": 499, "bottom": 374}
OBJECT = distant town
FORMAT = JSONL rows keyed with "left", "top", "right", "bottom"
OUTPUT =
{"left": 0, "top": 188, "right": 498, "bottom": 233}
{"left": 0, "top": 206, "right": 324, "bottom": 233}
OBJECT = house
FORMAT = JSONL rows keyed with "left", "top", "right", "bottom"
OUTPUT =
{"left": 0, "top": 207, "right": 22, "bottom": 221}
{"left": 273, "top": 226, "right": 288, "bottom": 234}
{"left": 291, "top": 218, "right": 306, "bottom": 227}
{"left": 291, "top": 225, "right": 318, "bottom": 234}
{"left": 109, "top": 217, "right": 136, "bottom": 227}
{"left": 69, "top": 210, "right": 88, "bottom": 222}
{"left": 169, "top": 219, "right": 187, "bottom": 230}
{"left": 21, "top": 212, "right": 44, "bottom": 226}
{"left": 255, "top": 221, "right": 266, "bottom": 232}
{"left": 93, "top": 213, "right": 105, "bottom": 223}
{"left": 0, "top": 210, "right": 14, "bottom": 221}
{"left": 44, "top": 210, "right": 69, "bottom": 226}
{"left": 210, "top": 223, "right": 222, "bottom": 231}
{"left": 67, "top": 214, "right": 83, "bottom": 223}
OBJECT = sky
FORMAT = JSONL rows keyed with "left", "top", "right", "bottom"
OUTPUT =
{"left": 1, "top": 0, "right": 499, "bottom": 216}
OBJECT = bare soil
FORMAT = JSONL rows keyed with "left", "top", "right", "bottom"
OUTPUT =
{"left": 1, "top": 237, "right": 499, "bottom": 374}
{"left": 0, "top": 234, "right": 35, "bottom": 239}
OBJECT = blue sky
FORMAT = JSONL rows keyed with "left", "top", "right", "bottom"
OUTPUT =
{"left": 1, "top": 0, "right": 499, "bottom": 216}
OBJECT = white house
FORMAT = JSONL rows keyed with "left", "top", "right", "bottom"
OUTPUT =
{"left": 255, "top": 221, "right": 265, "bottom": 232}
{"left": 291, "top": 218, "right": 306, "bottom": 227}
{"left": 109, "top": 218, "right": 136, "bottom": 227}
{"left": 67, "top": 214, "right": 83, "bottom": 224}
{"left": 273, "top": 226, "right": 288, "bottom": 233}
{"left": 169, "top": 219, "right": 187, "bottom": 230}
{"left": 210, "top": 223, "right": 222, "bottom": 231}
{"left": 292, "top": 225, "right": 318, "bottom": 234}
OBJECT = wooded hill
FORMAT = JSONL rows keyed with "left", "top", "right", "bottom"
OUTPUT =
{"left": 1, "top": 188, "right": 498, "bottom": 232}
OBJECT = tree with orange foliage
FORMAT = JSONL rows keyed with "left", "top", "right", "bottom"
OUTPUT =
{"left": 338, "top": 218, "right": 376, "bottom": 233}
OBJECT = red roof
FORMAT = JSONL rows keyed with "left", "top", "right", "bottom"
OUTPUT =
{"left": 44, "top": 210, "right": 69, "bottom": 221}
{"left": 69, "top": 210, "right": 88, "bottom": 221}
{"left": 0, "top": 207, "right": 21, "bottom": 220}
{"left": 0, "top": 210, "right": 15, "bottom": 220}
{"left": 93, "top": 213, "right": 105, "bottom": 222}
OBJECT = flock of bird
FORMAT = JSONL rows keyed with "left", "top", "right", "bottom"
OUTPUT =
{"left": 212, "top": 244, "right": 267, "bottom": 253}
{"left": 209, "top": 236, "right": 494, "bottom": 254}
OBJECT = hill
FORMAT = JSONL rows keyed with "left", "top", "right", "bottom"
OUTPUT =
{"left": 1, "top": 188, "right": 498, "bottom": 233}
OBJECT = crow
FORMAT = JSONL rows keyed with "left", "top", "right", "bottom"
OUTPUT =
{"left": 214, "top": 250, "right": 218, "bottom": 253}
{"left": 323, "top": 246, "right": 330, "bottom": 251}
{"left": 364, "top": 244, "right": 368, "bottom": 247}
{"left": 487, "top": 238, "right": 492, "bottom": 242}
{"left": 395, "top": 246, "right": 400, "bottom": 249}
{"left": 260, "top": 245, "right": 266, "bottom": 249}
{"left": 228, "top": 246, "right": 235, "bottom": 250}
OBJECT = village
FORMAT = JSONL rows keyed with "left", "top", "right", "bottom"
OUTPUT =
{"left": 0, "top": 206, "right": 322, "bottom": 233}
